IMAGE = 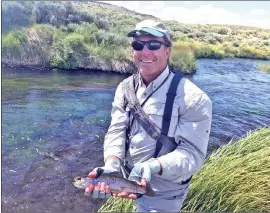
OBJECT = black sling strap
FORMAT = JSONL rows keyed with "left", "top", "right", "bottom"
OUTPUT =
{"left": 122, "top": 71, "right": 192, "bottom": 185}
{"left": 154, "top": 72, "right": 183, "bottom": 157}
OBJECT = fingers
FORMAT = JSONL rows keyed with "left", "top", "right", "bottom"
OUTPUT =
{"left": 117, "top": 192, "right": 129, "bottom": 198}
{"left": 85, "top": 182, "right": 111, "bottom": 199}
{"left": 117, "top": 192, "right": 137, "bottom": 200}
{"left": 128, "top": 194, "right": 137, "bottom": 200}
{"left": 85, "top": 184, "right": 94, "bottom": 194}
{"left": 92, "top": 182, "right": 101, "bottom": 199}
{"left": 105, "top": 185, "right": 111, "bottom": 198}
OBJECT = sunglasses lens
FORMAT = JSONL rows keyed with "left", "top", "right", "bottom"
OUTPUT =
{"left": 132, "top": 41, "right": 144, "bottom": 51}
{"left": 148, "top": 41, "right": 162, "bottom": 50}
{"left": 131, "top": 40, "right": 164, "bottom": 51}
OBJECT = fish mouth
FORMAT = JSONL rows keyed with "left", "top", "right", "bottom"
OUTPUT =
{"left": 73, "top": 182, "right": 85, "bottom": 189}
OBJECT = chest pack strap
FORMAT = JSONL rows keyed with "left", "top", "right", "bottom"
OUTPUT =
{"left": 124, "top": 72, "right": 183, "bottom": 158}
{"left": 155, "top": 72, "right": 183, "bottom": 157}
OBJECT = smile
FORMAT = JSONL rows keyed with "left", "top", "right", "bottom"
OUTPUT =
{"left": 140, "top": 60, "right": 155, "bottom": 63}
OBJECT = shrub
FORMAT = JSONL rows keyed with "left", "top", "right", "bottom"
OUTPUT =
{"left": 233, "top": 41, "right": 240, "bottom": 47}
{"left": 2, "top": 29, "right": 27, "bottom": 57}
{"left": 64, "top": 33, "right": 88, "bottom": 55}
{"left": 2, "top": 32, "right": 21, "bottom": 56}
{"left": 258, "top": 64, "right": 270, "bottom": 72}
{"left": 170, "top": 51, "right": 196, "bottom": 73}
{"left": 171, "top": 42, "right": 197, "bottom": 73}
{"left": 217, "top": 27, "right": 230, "bottom": 35}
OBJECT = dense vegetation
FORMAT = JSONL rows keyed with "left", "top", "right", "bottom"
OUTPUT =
{"left": 258, "top": 64, "right": 270, "bottom": 72}
{"left": 98, "top": 127, "right": 270, "bottom": 212}
{"left": 2, "top": 1, "right": 270, "bottom": 73}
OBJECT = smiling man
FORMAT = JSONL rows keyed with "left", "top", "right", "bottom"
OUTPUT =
{"left": 86, "top": 20, "right": 213, "bottom": 212}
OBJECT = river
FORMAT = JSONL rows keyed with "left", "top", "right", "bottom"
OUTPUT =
{"left": 1, "top": 58, "right": 270, "bottom": 212}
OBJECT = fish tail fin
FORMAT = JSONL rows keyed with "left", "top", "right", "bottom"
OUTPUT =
{"left": 145, "top": 184, "right": 156, "bottom": 197}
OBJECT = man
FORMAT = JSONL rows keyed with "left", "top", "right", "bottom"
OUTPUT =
{"left": 86, "top": 19, "right": 212, "bottom": 212}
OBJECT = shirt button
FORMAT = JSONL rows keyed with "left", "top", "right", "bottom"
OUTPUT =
{"left": 130, "top": 146, "right": 134, "bottom": 149}
{"left": 143, "top": 93, "right": 147, "bottom": 96}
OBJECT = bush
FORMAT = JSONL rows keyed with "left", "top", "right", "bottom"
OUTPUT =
{"left": 258, "top": 64, "right": 270, "bottom": 72}
{"left": 217, "top": 27, "right": 230, "bottom": 35}
{"left": 2, "top": 32, "right": 21, "bottom": 56}
{"left": 195, "top": 44, "right": 224, "bottom": 59}
{"left": 74, "top": 23, "right": 99, "bottom": 43}
{"left": 170, "top": 51, "right": 196, "bottom": 73}
{"left": 2, "top": 29, "right": 27, "bottom": 57}
{"left": 64, "top": 33, "right": 88, "bottom": 55}
{"left": 171, "top": 42, "right": 197, "bottom": 73}
{"left": 233, "top": 41, "right": 240, "bottom": 47}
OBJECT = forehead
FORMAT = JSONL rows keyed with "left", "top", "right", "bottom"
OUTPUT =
{"left": 132, "top": 35, "right": 165, "bottom": 42}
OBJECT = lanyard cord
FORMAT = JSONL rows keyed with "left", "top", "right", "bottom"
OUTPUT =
{"left": 124, "top": 71, "right": 172, "bottom": 158}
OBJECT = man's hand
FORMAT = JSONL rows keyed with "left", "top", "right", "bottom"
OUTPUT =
{"left": 128, "top": 158, "right": 161, "bottom": 186}
{"left": 85, "top": 158, "right": 120, "bottom": 199}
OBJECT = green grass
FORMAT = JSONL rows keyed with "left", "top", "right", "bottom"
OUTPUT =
{"left": 258, "top": 64, "right": 270, "bottom": 72}
{"left": 98, "top": 127, "right": 270, "bottom": 212}
{"left": 182, "top": 127, "right": 270, "bottom": 212}
{"left": 2, "top": 1, "right": 270, "bottom": 73}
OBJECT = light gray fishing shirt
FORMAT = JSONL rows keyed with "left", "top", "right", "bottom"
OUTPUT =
{"left": 104, "top": 65, "right": 212, "bottom": 197}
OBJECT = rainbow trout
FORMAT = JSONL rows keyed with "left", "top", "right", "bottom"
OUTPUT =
{"left": 73, "top": 172, "right": 156, "bottom": 196}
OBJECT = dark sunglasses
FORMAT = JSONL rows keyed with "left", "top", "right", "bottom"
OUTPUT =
{"left": 131, "top": 40, "right": 170, "bottom": 51}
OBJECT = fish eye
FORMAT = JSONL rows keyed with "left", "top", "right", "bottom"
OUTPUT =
{"left": 75, "top": 177, "right": 81, "bottom": 181}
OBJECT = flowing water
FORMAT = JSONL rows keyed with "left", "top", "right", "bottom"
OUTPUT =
{"left": 1, "top": 59, "right": 270, "bottom": 212}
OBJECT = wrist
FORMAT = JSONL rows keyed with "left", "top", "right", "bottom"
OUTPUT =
{"left": 105, "top": 158, "right": 121, "bottom": 171}
{"left": 146, "top": 158, "right": 161, "bottom": 174}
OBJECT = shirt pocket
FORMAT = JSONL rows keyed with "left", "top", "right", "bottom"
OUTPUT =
{"left": 144, "top": 103, "right": 179, "bottom": 137}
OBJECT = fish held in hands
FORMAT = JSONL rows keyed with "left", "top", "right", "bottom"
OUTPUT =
{"left": 73, "top": 172, "right": 156, "bottom": 197}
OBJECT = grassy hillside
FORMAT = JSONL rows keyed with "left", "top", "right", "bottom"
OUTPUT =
{"left": 2, "top": 1, "right": 270, "bottom": 73}
{"left": 98, "top": 127, "right": 270, "bottom": 212}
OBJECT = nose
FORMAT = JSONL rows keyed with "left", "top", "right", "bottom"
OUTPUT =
{"left": 142, "top": 43, "right": 151, "bottom": 53}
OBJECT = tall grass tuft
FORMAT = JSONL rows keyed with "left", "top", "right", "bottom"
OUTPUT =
{"left": 98, "top": 197, "right": 136, "bottom": 212}
{"left": 98, "top": 127, "right": 270, "bottom": 212}
{"left": 182, "top": 127, "right": 270, "bottom": 212}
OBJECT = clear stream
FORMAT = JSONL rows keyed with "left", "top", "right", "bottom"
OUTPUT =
{"left": 2, "top": 59, "right": 270, "bottom": 212}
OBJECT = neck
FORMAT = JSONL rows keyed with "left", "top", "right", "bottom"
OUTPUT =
{"left": 140, "top": 65, "right": 168, "bottom": 86}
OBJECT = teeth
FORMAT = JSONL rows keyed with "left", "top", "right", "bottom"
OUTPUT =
{"left": 141, "top": 60, "right": 153, "bottom": 63}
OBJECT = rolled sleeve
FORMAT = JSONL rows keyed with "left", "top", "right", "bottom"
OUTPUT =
{"left": 104, "top": 82, "right": 129, "bottom": 161}
{"left": 157, "top": 91, "right": 212, "bottom": 183}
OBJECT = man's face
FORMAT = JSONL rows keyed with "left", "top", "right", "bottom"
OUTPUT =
{"left": 131, "top": 35, "right": 171, "bottom": 80}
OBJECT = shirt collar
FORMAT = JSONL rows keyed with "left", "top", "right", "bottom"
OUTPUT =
{"left": 138, "top": 65, "right": 170, "bottom": 89}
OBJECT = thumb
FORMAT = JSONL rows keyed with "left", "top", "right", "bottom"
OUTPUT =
{"left": 88, "top": 171, "right": 97, "bottom": 178}
{"left": 140, "top": 178, "right": 147, "bottom": 188}
{"left": 141, "top": 165, "right": 151, "bottom": 183}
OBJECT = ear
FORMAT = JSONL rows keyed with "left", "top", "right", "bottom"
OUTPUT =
{"left": 165, "top": 47, "right": 171, "bottom": 58}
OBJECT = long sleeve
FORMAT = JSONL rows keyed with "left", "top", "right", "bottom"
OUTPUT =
{"left": 103, "top": 82, "right": 129, "bottom": 161}
{"left": 156, "top": 89, "right": 212, "bottom": 183}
